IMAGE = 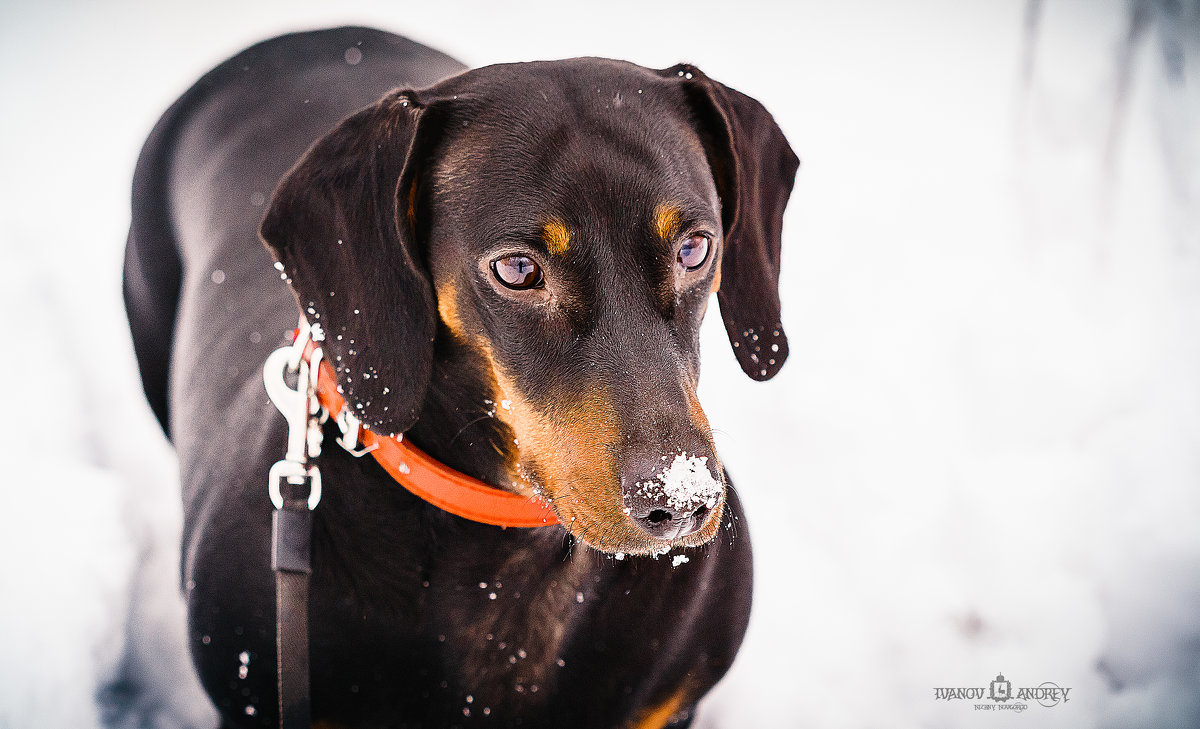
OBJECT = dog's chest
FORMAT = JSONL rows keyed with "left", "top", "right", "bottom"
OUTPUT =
{"left": 426, "top": 546, "right": 593, "bottom": 710}
{"left": 190, "top": 496, "right": 739, "bottom": 727}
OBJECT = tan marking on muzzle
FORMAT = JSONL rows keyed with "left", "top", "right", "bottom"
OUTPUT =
{"left": 436, "top": 280, "right": 466, "bottom": 338}
{"left": 476, "top": 344, "right": 724, "bottom": 553}
{"left": 488, "top": 367, "right": 671, "bottom": 552}
{"left": 684, "top": 387, "right": 716, "bottom": 452}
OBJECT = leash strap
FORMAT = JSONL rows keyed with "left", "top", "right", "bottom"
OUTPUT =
{"left": 273, "top": 508, "right": 312, "bottom": 729}
{"left": 264, "top": 320, "right": 324, "bottom": 729}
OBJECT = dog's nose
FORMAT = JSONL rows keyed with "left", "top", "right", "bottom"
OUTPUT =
{"left": 623, "top": 453, "right": 723, "bottom": 541}
{"left": 628, "top": 496, "right": 712, "bottom": 540}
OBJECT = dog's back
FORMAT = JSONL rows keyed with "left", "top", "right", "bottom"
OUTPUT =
{"left": 122, "top": 35, "right": 471, "bottom": 721}
{"left": 124, "top": 26, "right": 464, "bottom": 440}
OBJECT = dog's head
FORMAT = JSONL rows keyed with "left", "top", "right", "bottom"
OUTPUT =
{"left": 261, "top": 59, "right": 798, "bottom": 555}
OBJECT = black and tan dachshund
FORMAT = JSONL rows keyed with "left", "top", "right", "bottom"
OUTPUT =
{"left": 124, "top": 26, "right": 797, "bottom": 729}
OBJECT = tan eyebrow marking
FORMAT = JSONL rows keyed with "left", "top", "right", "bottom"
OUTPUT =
{"left": 653, "top": 203, "right": 682, "bottom": 241}
{"left": 542, "top": 218, "right": 571, "bottom": 255}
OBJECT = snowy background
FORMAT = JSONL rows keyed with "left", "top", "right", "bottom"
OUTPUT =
{"left": 1, "top": 0, "right": 1198, "bottom": 727}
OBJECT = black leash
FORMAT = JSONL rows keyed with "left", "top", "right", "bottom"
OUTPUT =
{"left": 273, "top": 506, "right": 312, "bottom": 729}
{"left": 264, "top": 325, "right": 325, "bottom": 729}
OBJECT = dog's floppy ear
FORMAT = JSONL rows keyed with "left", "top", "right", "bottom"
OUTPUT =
{"left": 666, "top": 64, "right": 800, "bottom": 381}
{"left": 261, "top": 90, "right": 440, "bottom": 435}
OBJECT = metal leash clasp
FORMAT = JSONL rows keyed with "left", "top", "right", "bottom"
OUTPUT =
{"left": 264, "top": 318, "right": 324, "bottom": 510}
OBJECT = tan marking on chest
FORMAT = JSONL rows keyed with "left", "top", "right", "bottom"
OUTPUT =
{"left": 630, "top": 686, "right": 690, "bottom": 729}
{"left": 542, "top": 218, "right": 571, "bottom": 255}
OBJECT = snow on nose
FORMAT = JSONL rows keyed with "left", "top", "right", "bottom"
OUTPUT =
{"left": 635, "top": 453, "right": 722, "bottom": 513}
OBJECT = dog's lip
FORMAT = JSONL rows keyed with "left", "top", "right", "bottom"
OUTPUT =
{"left": 541, "top": 480, "right": 725, "bottom": 555}
{"left": 501, "top": 419, "right": 725, "bottom": 552}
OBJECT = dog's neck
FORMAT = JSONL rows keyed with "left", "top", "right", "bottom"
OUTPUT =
{"left": 404, "top": 338, "right": 517, "bottom": 493}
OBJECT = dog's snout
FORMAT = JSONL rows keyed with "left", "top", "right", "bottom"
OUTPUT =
{"left": 622, "top": 452, "right": 723, "bottom": 541}
{"left": 628, "top": 497, "right": 711, "bottom": 540}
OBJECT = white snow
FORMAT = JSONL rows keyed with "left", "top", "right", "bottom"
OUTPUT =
{"left": 1, "top": 1, "right": 1197, "bottom": 728}
{"left": 636, "top": 453, "right": 721, "bottom": 512}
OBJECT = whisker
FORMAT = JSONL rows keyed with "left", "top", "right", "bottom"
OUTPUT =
{"left": 447, "top": 413, "right": 494, "bottom": 447}
{"left": 709, "top": 427, "right": 738, "bottom": 446}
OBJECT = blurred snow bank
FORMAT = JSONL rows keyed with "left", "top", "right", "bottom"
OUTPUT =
{"left": 0, "top": 230, "right": 215, "bottom": 727}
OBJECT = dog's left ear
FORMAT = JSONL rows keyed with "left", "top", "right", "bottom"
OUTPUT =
{"left": 665, "top": 64, "right": 800, "bottom": 381}
{"left": 261, "top": 90, "right": 442, "bottom": 435}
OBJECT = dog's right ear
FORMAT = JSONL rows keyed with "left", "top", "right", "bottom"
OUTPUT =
{"left": 261, "top": 90, "right": 440, "bottom": 436}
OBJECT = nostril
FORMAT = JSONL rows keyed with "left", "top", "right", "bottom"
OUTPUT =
{"left": 647, "top": 509, "right": 672, "bottom": 524}
{"left": 629, "top": 502, "right": 710, "bottom": 541}
{"left": 623, "top": 452, "right": 723, "bottom": 540}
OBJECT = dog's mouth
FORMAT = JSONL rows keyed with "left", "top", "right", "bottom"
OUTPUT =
{"left": 521, "top": 459, "right": 726, "bottom": 556}
{"left": 464, "top": 352, "right": 725, "bottom": 555}
{"left": 494, "top": 394, "right": 725, "bottom": 555}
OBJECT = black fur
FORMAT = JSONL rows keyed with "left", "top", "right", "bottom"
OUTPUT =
{"left": 125, "top": 26, "right": 796, "bottom": 729}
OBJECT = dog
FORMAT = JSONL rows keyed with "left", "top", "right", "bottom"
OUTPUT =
{"left": 123, "top": 25, "right": 797, "bottom": 729}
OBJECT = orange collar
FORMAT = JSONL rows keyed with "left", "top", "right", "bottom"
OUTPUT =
{"left": 295, "top": 332, "right": 558, "bottom": 528}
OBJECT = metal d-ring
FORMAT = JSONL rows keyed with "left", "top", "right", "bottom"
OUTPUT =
{"left": 267, "top": 460, "right": 322, "bottom": 510}
{"left": 335, "top": 406, "right": 379, "bottom": 457}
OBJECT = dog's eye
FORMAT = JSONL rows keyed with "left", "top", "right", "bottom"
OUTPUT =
{"left": 677, "top": 234, "right": 710, "bottom": 270}
{"left": 491, "top": 255, "right": 544, "bottom": 289}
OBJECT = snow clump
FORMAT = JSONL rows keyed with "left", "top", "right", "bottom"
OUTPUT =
{"left": 636, "top": 453, "right": 721, "bottom": 512}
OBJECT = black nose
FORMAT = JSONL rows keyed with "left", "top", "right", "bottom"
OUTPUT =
{"left": 622, "top": 453, "right": 722, "bottom": 540}
{"left": 628, "top": 498, "right": 712, "bottom": 540}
